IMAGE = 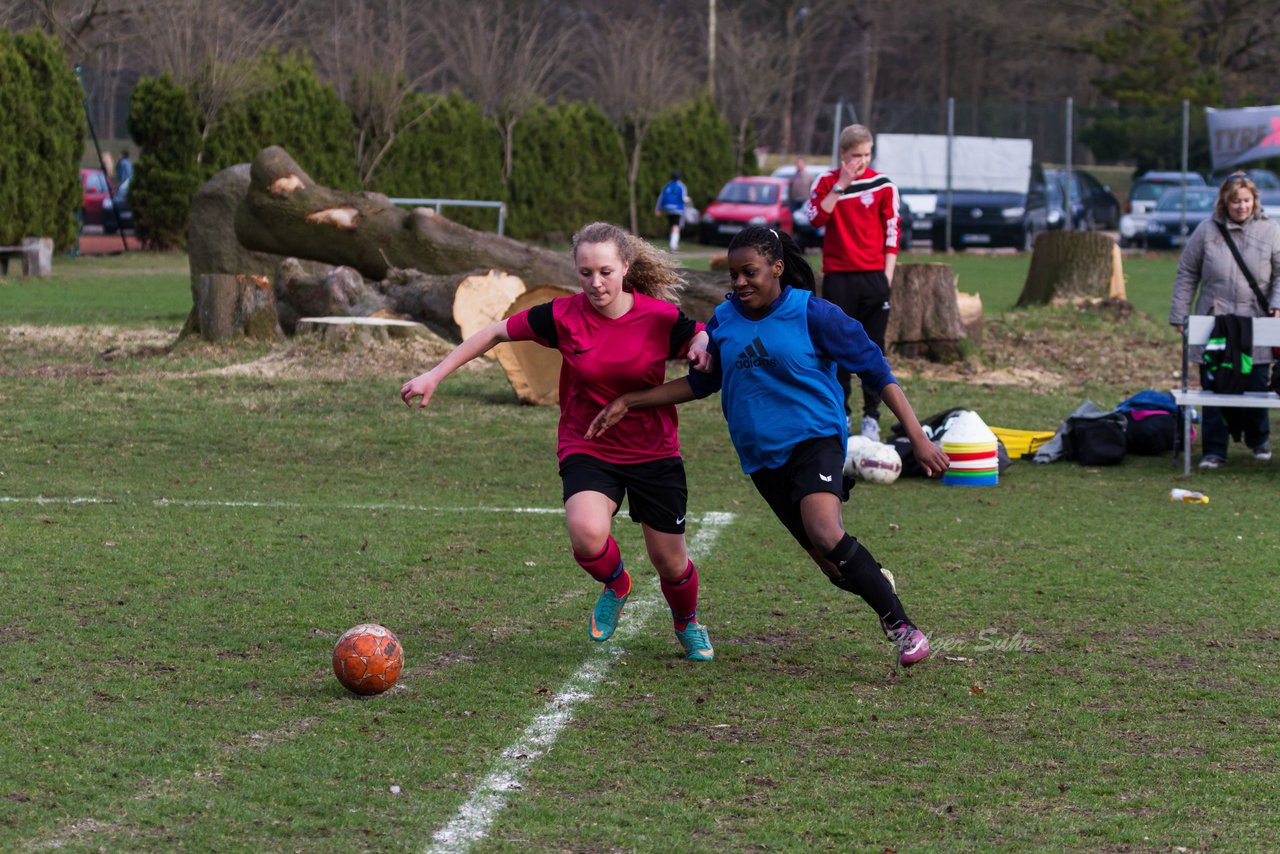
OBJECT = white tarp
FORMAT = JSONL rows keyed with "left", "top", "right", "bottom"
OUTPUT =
{"left": 873, "top": 133, "right": 1033, "bottom": 194}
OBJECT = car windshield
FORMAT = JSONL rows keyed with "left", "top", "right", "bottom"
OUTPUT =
{"left": 1155, "top": 188, "right": 1217, "bottom": 212}
{"left": 718, "top": 181, "right": 777, "bottom": 205}
{"left": 85, "top": 172, "right": 108, "bottom": 193}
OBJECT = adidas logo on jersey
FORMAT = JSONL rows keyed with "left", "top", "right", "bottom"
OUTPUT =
{"left": 734, "top": 336, "right": 777, "bottom": 369}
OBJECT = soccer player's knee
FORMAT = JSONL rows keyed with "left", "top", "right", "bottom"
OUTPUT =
{"left": 568, "top": 526, "right": 611, "bottom": 558}
{"left": 804, "top": 518, "right": 846, "bottom": 556}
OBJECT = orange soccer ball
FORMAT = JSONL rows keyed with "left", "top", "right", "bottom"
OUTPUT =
{"left": 332, "top": 623, "right": 404, "bottom": 695}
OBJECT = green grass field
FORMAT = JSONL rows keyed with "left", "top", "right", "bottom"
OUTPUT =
{"left": 2, "top": 252, "right": 1277, "bottom": 851}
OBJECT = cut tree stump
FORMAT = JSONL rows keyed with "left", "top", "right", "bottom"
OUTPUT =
{"left": 452, "top": 271, "right": 527, "bottom": 359}
{"left": 190, "top": 274, "right": 283, "bottom": 342}
{"left": 494, "top": 285, "right": 575, "bottom": 405}
{"left": 1017, "top": 230, "right": 1126, "bottom": 307}
{"left": 886, "top": 263, "right": 967, "bottom": 362}
{"left": 295, "top": 316, "right": 441, "bottom": 346}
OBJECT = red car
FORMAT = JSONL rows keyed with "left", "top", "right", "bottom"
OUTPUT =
{"left": 80, "top": 168, "right": 111, "bottom": 227}
{"left": 698, "top": 176, "right": 794, "bottom": 245}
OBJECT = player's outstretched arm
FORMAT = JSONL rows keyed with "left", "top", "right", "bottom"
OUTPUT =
{"left": 400, "top": 319, "right": 512, "bottom": 409}
{"left": 584, "top": 378, "right": 698, "bottom": 440}
{"left": 879, "top": 383, "right": 950, "bottom": 477}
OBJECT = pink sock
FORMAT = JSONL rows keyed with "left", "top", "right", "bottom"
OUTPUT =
{"left": 573, "top": 537, "right": 630, "bottom": 596}
{"left": 660, "top": 560, "right": 699, "bottom": 630}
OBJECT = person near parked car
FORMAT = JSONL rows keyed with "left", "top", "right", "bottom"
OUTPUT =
{"left": 1169, "top": 171, "right": 1280, "bottom": 468}
{"left": 115, "top": 150, "right": 133, "bottom": 185}
{"left": 656, "top": 171, "right": 690, "bottom": 253}
{"left": 787, "top": 158, "right": 811, "bottom": 210}
{"left": 804, "top": 124, "right": 901, "bottom": 443}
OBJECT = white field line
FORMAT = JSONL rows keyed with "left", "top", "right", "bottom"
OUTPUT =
{"left": 423, "top": 511, "right": 734, "bottom": 854}
{"left": 0, "top": 495, "right": 565, "bottom": 514}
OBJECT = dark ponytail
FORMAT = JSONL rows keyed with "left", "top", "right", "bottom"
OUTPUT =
{"left": 727, "top": 226, "right": 816, "bottom": 292}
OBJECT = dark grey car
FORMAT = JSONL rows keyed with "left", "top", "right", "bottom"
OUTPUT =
{"left": 931, "top": 186, "right": 1059, "bottom": 250}
{"left": 1044, "top": 168, "right": 1121, "bottom": 230}
{"left": 1131, "top": 185, "right": 1217, "bottom": 249}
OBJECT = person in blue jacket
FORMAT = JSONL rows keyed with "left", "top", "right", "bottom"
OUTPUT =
{"left": 115, "top": 150, "right": 133, "bottom": 185}
{"left": 587, "top": 225, "right": 948, "bottom": 667}
{"left": 655, "top": 171, "right": 689, "bottom": 252}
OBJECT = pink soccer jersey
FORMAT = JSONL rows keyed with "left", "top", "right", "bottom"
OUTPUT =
{"left": 506, "top": 291, "right": 701, "bottom": 465}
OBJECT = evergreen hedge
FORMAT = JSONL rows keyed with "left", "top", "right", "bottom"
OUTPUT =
{"left": 202, "top": 50, "right": 357, "bottom": 189}
{"left": 125, "top": 53, "right": 740, "bottom": 247}
{"left": 127, "top": 73, "right": 202, "bottom": 249}
{"left": 0, "top": 31, "right": 83, "bottom": 251}
{"left": 506, "top": 101, "right": 628, "bottom": 241}
{"left": 370, "top": 91, "right": 505, "bottom": 232}
{"left": 637, "top": 95, "right": 737, "bottom": 239}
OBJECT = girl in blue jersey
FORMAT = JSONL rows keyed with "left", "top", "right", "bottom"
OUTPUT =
{"left": 587, "top": 225, "right": 948, "bottom": 667}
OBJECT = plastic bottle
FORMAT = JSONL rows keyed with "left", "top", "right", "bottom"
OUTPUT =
{"left": 1170, "top": 488, "right": 1209, "bottom": 504}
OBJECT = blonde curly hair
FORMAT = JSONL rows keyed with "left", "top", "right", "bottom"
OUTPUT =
{"left": 571, "top": 222, "right": 686, "bottom": 304}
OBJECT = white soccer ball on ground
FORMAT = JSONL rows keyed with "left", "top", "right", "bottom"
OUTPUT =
{"left": 844, "top": 435, "right": 877, "bottom": 477}
{"left": 856, "top": 441, "right": 903, "bottom": 485}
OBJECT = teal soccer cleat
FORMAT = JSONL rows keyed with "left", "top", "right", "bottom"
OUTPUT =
{"left": 675, "top": 621, "right": 714, "bottom": 661}
{"left": 590, "top": 585, "right": 629, "bottom": 642}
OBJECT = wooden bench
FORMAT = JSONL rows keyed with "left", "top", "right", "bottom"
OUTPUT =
{"left": 0, "top": 238, "right": 52, "bottom": 277}
{"left": 1174, "top": 315, "right": 1280, "bottom": 474}
{"left": 0, "top": 245, "right": 24, "bottom": 276}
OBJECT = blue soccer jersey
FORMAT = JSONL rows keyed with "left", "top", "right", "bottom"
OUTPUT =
{"left": 687, "top": 286, "right": 896, "bottom": 473}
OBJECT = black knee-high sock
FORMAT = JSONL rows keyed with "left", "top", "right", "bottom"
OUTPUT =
{"left": 824, "top": 534, "right": 909, "bottom": 627}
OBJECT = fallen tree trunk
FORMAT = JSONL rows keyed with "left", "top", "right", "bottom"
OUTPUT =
{"left": 236, "top": 146, "right": 571, "bottom": 286}
{"left": 233, "top": 146, "right": 730, "bottom": 323}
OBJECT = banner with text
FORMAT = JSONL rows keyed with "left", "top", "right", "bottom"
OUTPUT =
{"left": 1206, "top": 106, "right": 1280, "bottom": 171}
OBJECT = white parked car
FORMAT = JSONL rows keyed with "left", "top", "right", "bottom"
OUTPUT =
{"left": 770, "top": 163, "right": 830, "bottom": 198}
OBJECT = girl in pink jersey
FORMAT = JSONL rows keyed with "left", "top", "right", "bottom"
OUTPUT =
{"left": 401, "top": 222, "right": 715, "bottom": 661}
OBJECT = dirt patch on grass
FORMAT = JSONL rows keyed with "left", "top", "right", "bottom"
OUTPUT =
{"left": 0, "top": 324, "right": 457, "bottom": 382}
{"left": 0, "top": 625, "right": 38, "bottom": 644}
{"left": 176, "top": 334, "right": 458, "bottom": 380}
{"left": 896, "top": 304, "right": 1179, "bottom": 391}
{"left": 2, "top": 305, "right": 1179, "bottom": 391}
{"left": 1, "top": 324, "right": 173, "bottom": 349}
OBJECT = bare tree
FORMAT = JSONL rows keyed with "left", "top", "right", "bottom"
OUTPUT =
{"left": 431, "top": 0, "right": 579, "bottom": 184}
{"left": 137, "top": 0, "right": 302, "bottom": 153}
{"left": 2, "top": 0, "right": 132, "bottom": 60}
{"left": 308, "top": 0, "right": 446, "bottom": 187}
{"left": 713, "top": 6, "right": 792, "bottom": 167}
{"left": 1194, "top": 0, "right": 1280, "bottom": 103}
{"left": 581, "top": 9, "right": 696, "bottom": 233}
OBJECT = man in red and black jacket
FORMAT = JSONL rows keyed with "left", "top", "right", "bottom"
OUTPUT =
{"left": 805, "top": 123, "right": 901, "bottom": 443}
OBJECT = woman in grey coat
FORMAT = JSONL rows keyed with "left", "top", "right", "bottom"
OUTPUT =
{"left": 1170, "top": 172, "right": 1280, "bottom": 468}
